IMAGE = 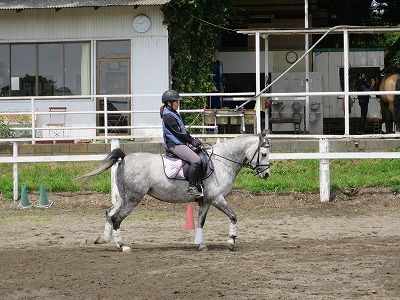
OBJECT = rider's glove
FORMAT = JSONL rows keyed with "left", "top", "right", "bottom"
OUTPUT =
{"left": 191, "top": 138, "right": 201, "bottom": 147}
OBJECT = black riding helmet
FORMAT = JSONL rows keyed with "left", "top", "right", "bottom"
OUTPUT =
{"left": 162, "top": 90, "right": 181, "bottom": 104}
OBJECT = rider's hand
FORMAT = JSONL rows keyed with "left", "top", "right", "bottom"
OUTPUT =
{"left": 192, "top": 138, "right": 201, "bottom": 147}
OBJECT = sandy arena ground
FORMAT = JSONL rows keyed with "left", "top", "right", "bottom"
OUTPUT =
{"left": 0, "top": 188, "right": 400, "bottom": 299}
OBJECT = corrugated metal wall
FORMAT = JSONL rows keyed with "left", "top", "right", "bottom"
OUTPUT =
{"left": 0, "top": 7, "right": 167, "bottom": 40}
{"left": 0, "top": 6, "right": 169, "bottom": 137}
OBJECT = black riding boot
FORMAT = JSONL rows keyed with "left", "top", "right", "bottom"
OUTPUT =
{"left": 187, "top": 163, "right": 202, "bottom": 196}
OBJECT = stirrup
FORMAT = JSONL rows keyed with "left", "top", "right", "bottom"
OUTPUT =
{"left": 187, "top": 185, "right": 203, "bottom": 197}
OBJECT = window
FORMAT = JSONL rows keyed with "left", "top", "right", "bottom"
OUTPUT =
{"left": 0, "top": 45, "right": 10, "bottom": 97}
{"left": 0, "top": 42, "right": 90, "bottom": 97}
{"left": 97, "top": 40, "right": 130, "bottom": 58}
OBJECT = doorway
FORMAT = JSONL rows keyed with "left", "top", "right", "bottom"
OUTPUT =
{"left": 96, "top": 59, "right": 130, "bottom": 135}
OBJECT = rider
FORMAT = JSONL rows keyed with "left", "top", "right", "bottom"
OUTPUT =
{"left": 160, "top": 89, "right": 203, "bottom": 196}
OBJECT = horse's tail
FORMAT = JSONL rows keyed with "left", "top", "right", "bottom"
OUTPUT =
{"left": 394, "top": 79, "right": 400, "bottom": 133}
{"left": 75, "top": 148, "right": 126, "bottom": 183}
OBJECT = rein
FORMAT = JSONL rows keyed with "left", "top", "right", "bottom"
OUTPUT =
{"left": 206, "top": 142, "right": 270, "bottom": 175}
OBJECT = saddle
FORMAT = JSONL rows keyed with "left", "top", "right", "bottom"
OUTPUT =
{"left": 161, "top": 148, "right": 213, "bottom": 182}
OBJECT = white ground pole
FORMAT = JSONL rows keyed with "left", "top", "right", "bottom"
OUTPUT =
{"left": 111, "top": 139, "right": 120, "bottom": 205}
{"left": 319, "top": 138, "right": 330, "bottom": 202}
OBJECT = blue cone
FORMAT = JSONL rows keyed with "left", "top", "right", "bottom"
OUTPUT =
{"left": 37, "top": 184, "right": 53, "bottom": 208}
{"left": 18, "top": 185, "right": 31, "bottom": 209}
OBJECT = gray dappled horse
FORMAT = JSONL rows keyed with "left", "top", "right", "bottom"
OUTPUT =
{"left": 78, "top": 132, "right": 270, "bottom": 252}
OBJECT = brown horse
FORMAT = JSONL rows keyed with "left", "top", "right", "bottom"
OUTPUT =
{"left": 377, "top": 71, "right": 400, "bottom": 133}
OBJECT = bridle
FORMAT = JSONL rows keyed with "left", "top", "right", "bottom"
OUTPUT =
{"left": 207, "top": 139, "right": 271, "bottom": 176}
{"left": 248, "top": 140, "right": 271, "bottom": 176}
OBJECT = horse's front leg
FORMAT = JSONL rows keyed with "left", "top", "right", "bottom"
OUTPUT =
{"left": 210, "top": 195, "right": 238, "bottom": 251}
{"left": 194, "top": 201, "right": 211, "bottom": 251}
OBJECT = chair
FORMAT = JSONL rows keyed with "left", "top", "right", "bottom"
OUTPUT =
{"left": 46, "top": 107, "right": 67, "bottom": 138}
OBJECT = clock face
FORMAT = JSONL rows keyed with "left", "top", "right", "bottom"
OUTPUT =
{"left": 286, "top": 51, "right": 298, "bottom": 64}
{"left": 133, "top": 14, "right": 151, "bottom": 33}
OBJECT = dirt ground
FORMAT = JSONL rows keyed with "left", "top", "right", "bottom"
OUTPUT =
{"left": 1, "top": 187, "right": 400, "bottom": 300}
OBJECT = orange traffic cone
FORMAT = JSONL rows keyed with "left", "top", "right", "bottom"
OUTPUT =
{"left": 185, "top": 203, "right": 195, "bottom": 230}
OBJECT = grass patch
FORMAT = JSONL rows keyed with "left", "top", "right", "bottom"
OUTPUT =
{"left": 1, "top": 159, "right": 400, "bottom": 200}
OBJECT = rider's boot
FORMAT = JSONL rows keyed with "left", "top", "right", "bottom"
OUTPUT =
{"left": 187, "top": 163, "right": 202, "bottom": 197}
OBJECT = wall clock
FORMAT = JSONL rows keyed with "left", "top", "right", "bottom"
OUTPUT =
{"left": 286, "top": 51, "right": 298, "bottom": 64}
{"left": 132, "top": 14, "right": 151, "bottom": 33}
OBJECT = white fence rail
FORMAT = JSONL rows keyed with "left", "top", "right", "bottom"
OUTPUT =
{"left": 1, "top": 136, "right": 399, "bottom": 203}
{"left": 2, "top": 89, "right": 400, "bottom": 141}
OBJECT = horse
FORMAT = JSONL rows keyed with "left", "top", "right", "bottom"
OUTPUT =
{"left": 376, "top": 71, "right": 400, "bottom": 133}
{"left": 77, "top": 132, "right": 271, "bottom": 252}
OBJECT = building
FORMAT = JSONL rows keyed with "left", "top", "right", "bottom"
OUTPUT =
{"left": 0, "top": 0, "right": 170, "bottom": 137}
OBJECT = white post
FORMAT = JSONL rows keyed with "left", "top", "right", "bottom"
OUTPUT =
{"left": 104, "top": 97, "right": 109, "bottom": 144}
{"left": 305, "top": 0, "right": 310, "bottom": 133}
{"left": 31, "top": 98, "right": 36, "bottom": 144}
{"left": 110, "top": 139, "right": 120, "bottom": 205}
{"left": 264, "top": 34, "right": 270, "bottom": 132}
{"left": 343, "top": 30, "right": 350, "bottom": 135}
{"left": 13, "top": 142, "right": 19, "bottom": 201}
{"left": 255, "top": 31, "right": 261, "bottom": 134}
{"left": 319, "top": 138, "right": 330, "bottom": 202}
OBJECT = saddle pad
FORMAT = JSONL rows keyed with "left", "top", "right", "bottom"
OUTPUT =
{"left": 161, "top": 155, "right": 185, "bottom": 179}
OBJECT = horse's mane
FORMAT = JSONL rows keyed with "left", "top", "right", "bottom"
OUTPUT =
{"left": 206, "top": 134, "right": 258, "bottom": 153}
{"left": 380, "top": 66, "right": 400, "bottom": 77}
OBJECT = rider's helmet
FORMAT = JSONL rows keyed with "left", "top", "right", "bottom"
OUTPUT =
{"left": 162, "top": 90, "right": 181, "bottom": 104}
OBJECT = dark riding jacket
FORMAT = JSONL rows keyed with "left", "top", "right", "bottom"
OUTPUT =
{"left": 161, "top": 107, "right": 194, "bottom": 149}
{"left": 356, "top": 77, "right": 373, "bottom": 101}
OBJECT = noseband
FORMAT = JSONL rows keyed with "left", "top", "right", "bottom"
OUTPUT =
{"left": 249, "top": 141, "right": 271, "bottom": 176}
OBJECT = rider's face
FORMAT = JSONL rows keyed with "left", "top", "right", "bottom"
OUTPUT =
{"left": 170, "top": 100, "right": 179, "bottom": 111}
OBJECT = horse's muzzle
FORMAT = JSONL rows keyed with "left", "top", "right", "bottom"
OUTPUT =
{"left": 258, "top": 171, "right": 270, "bottom": 179}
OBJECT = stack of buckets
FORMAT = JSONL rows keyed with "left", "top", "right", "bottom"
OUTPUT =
{"left": 18, "top": 184, "right": 53, "bottom": 209}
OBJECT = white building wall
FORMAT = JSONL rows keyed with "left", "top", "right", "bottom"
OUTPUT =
{"left": 0, "top": 6, "right": 169, "bottom": 137}
{"left": 0, "top": 7, "right": 167, "bottom": 40}
{"left": 132, "top": 36, "right": 169, "bottom": 136}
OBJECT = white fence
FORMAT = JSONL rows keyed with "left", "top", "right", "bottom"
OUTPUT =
{"left": 1, "top": 135, "right": 400, "bottom": 203}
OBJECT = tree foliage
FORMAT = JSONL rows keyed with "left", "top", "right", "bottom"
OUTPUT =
{"left": 162, "top": 0, "right": 233, "bottom": 127}
{"left": 319, "top": 0, "right": 400, "bottom": 66}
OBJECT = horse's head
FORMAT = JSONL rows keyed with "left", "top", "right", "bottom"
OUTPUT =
{"left": 247, "top": 131, "right": 270, "bottom": 179}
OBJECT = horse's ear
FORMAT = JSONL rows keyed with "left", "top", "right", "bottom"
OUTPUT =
{"left": 259, "top": 130, "right": 266, "bottom": 143}
{"left": 260, "top": 130, "right": 266, "bottom": 140}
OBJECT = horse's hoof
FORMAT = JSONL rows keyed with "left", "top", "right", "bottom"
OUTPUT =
{"left": 94, "top": 237, "right": 105, "bottom": 244}
{"left": 227, "top": 238, "right": 236, "bottom": 251}
{"left": 198, "top": 243, "right": 208, "bottom": 251}
{"left": 121, "top": 245, "right": 131, "bottom": 252}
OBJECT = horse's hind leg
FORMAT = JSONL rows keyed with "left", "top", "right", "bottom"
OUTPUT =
{"left": 380, "top": 100, "right": 392, "bottom": 133}
{"left": 210, "top": 195, "right": 238, "bottom": 251}
{"left": 95, "top": 192, "right": 144, "bottom": 252}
